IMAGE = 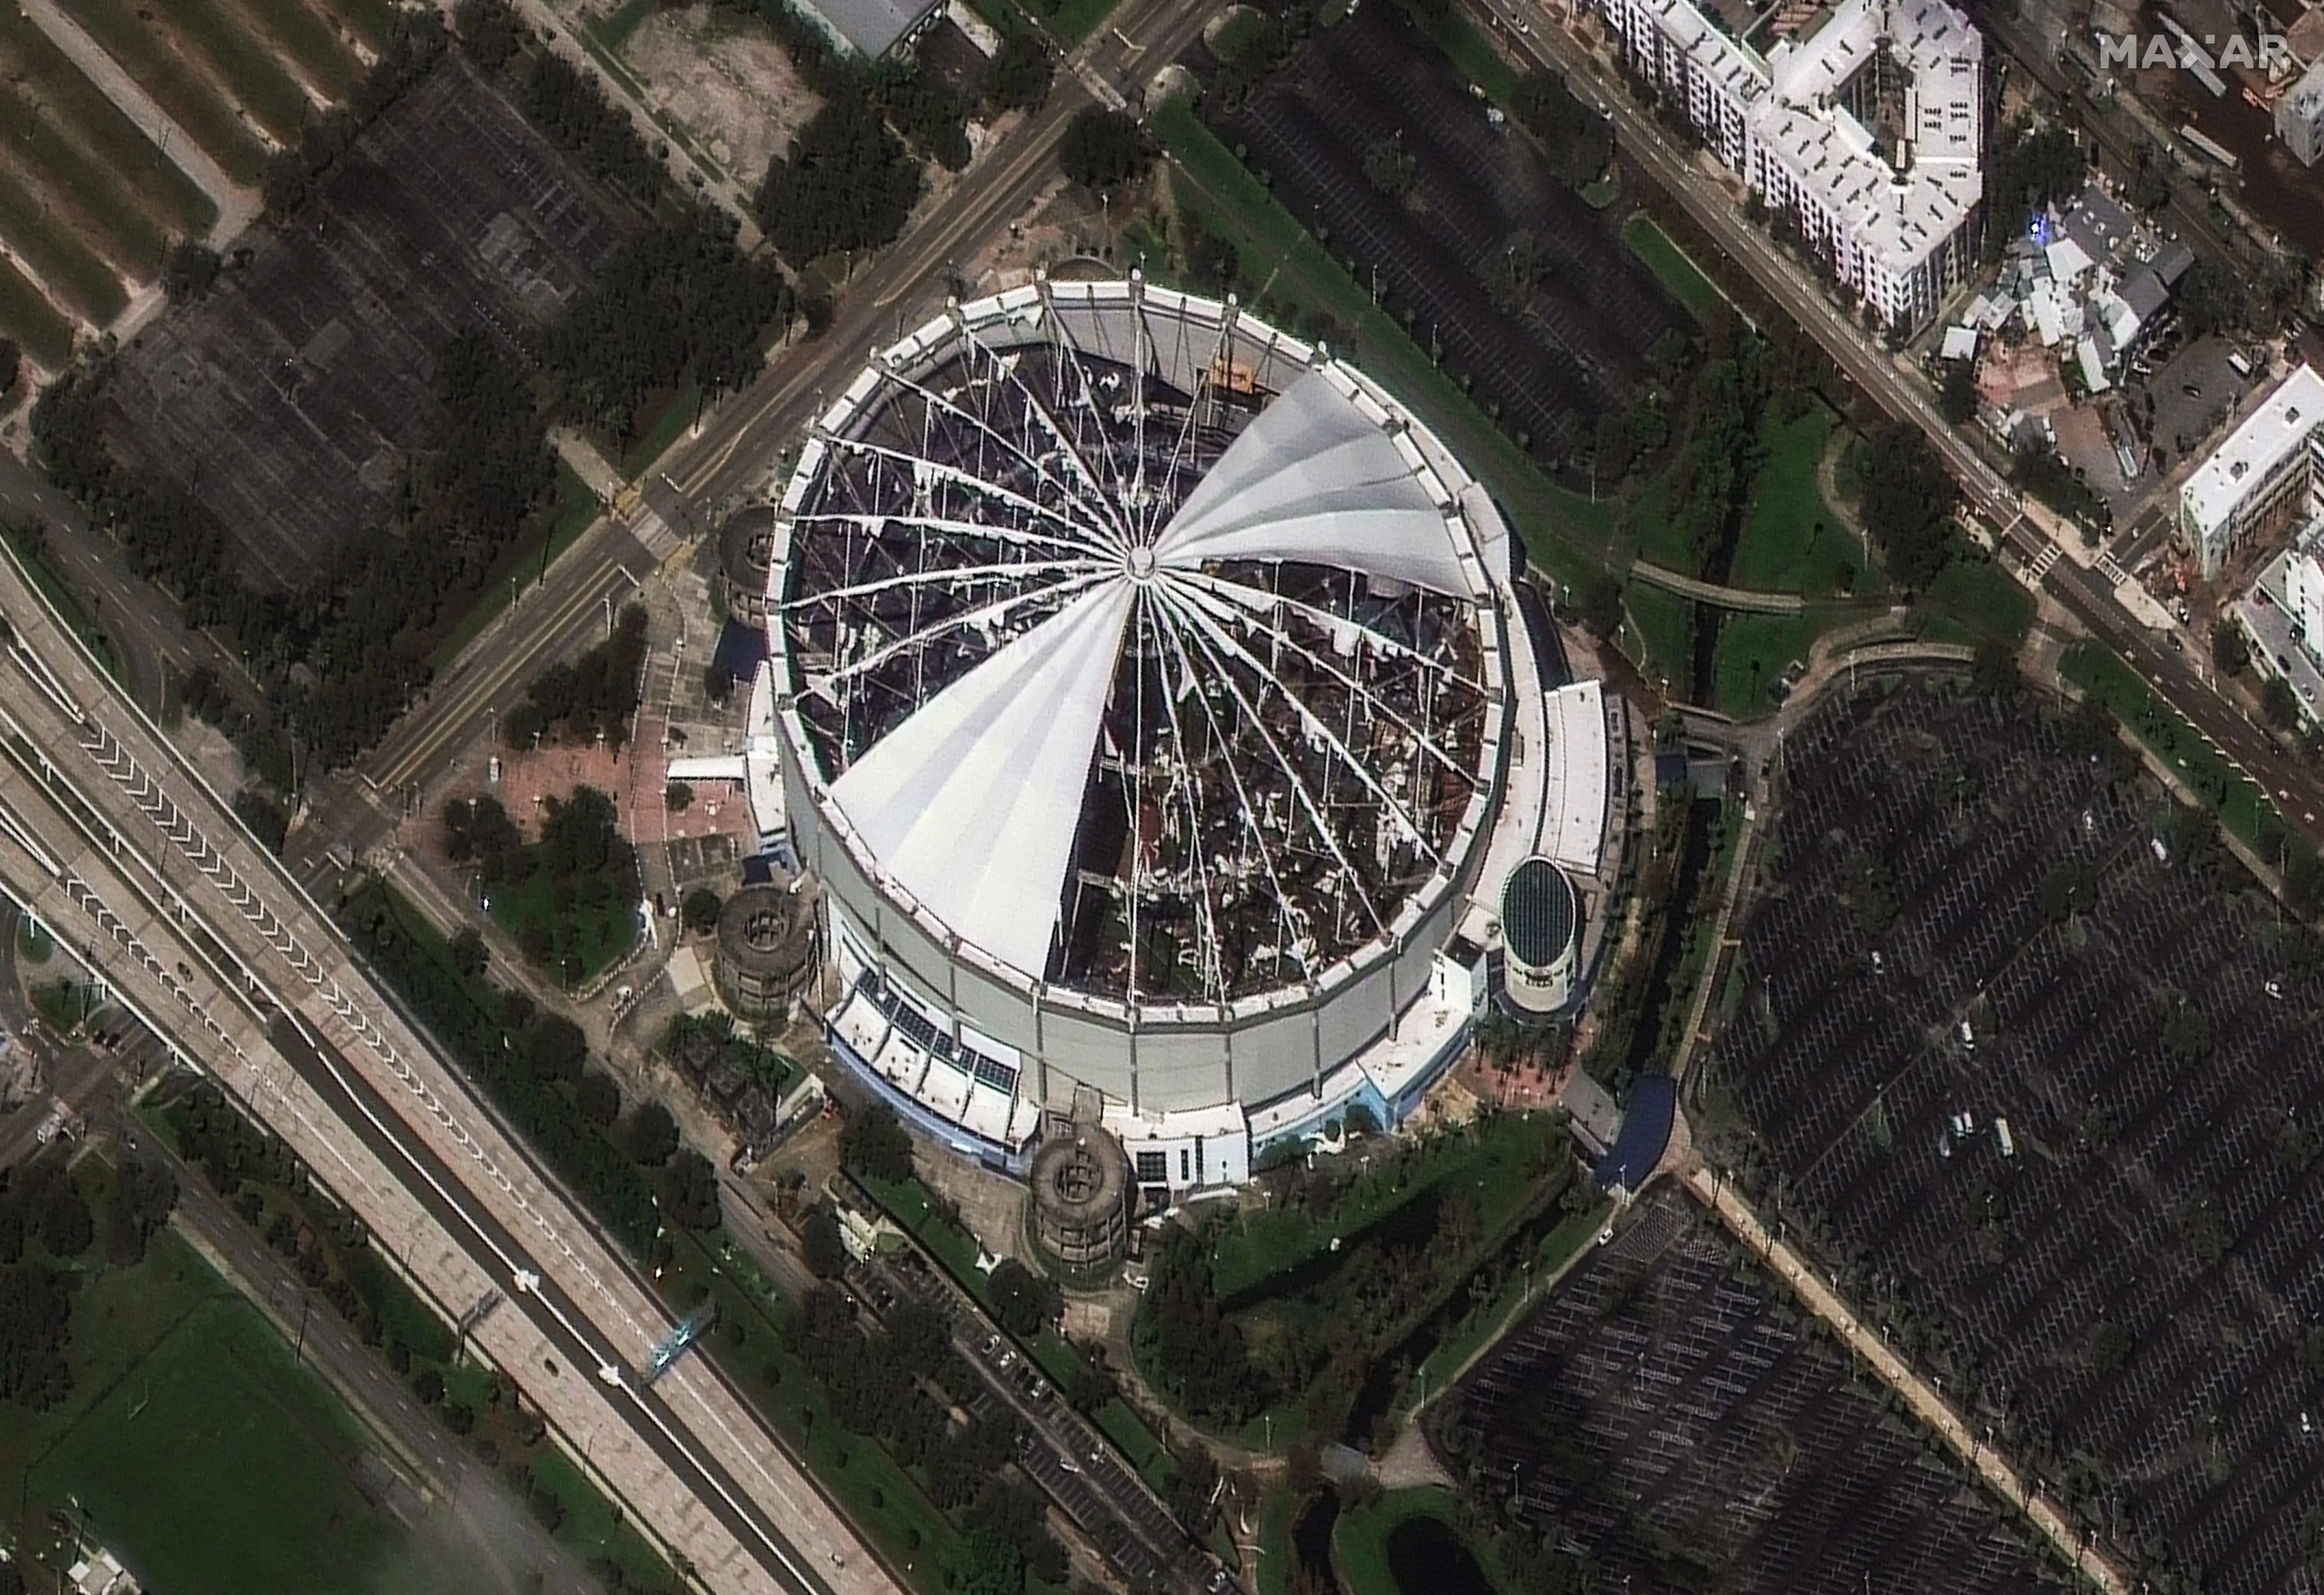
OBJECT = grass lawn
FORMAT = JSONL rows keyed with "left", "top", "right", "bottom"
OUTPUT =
{"left": 1726, "top": 405, "right": 1875, "bottom": 598}
{"left": 529, "top": 1449, "right": 676, "bottom": 1591}
{"left": 2061, "top": 640, "right": 2292, "bottom": 856}
{"left": 1579, "top": 167, "right": 1621, "bottom": 208}
{"left": 0, "top": 147, "right": 135, "bottom": 322}
{"left": 657, "top": 1232, "right": 966, "bottom": 1589}
{"left": 17, "top": 910, "right": 53, "bottom": 962}
{"left": 1206, "top": 1114, "right": 1563, "bottom": 1302}
{"left": 1709, "top": 611, "right": 1826, "bottom": 719}
{"left": 0, "top": 253, "right": 72, "bottom": 367}
{"left": 5, "top": 1228, "right": 404, "bottom": 1595}
{"left": 0, "top": 10, "right": 216, "bottom": 242}
{"left": 486, "top": 865, "right": 641, "bottom": 987}
{"left": 428, "top": 461, "right": 602, "bottom": 670}
{"left": 214, "top": 0, "right": 366, "bottom": 102}
{"left": 1047, "top": 0, "right": 1126, "bottom": 47}
{"left": 29, "top": 1297, "right": 398, "bottom": 1594}
{"left": 315, "top": 0, "right": 401, "bottom": 52}
{"left": 1621, "top": 579, "right": 1693, "bottom": 690}
{"left": 3, "top": 526, "right": 121, "bottom": 684}
{"left": 1621, "top": 213, "right": 1722, "bottom": 325}
{"left": 589, "top": 0, "right": 660, "bottom": 51}
{"left": 1257, "top": 1490, "right": 1298, "bottom": 1595}
{"left": 152, "top": 0, "right": 319, "bottom": 147}
{"left": 1915, "top": 553, "right": 2035, "bottom": 646}
{"left": 1390, "top": 0, "right": 1517, "bottom": 104}
{"left": 620, "top": 383, "right": 703, "bottom": 478}
{"left": 1152, "top": 101, "right": 1615, "bottom": 589}
{"left": 1332, "top": 1487, "right": 1513, "bottom": 1595}
{"left": 1410, "top": 1202, "right": 1608, "bottom": 1394}
{"left": 55, "top": 0, "right": 270, "bottom": 182}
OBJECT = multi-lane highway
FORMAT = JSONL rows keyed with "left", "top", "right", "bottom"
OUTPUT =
{"left": 1501, "top": 0, "right": 2324, "bottom": 850}
{"left": 0, "top": 541, "right": 888, "bottom": 1595}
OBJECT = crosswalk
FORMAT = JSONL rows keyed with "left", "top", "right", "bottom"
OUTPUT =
{"left": 2024, "top": 541, "right": 2063, "bottom": 582}
{"left": 2096, "top": 549, "right": 2133, "bottom": 588}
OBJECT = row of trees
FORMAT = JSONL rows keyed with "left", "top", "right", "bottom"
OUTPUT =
{"left": 504, "top": 602, "right": 651, "bottom": 750}
{"left": 0, "top": 1151, "right": 176, "bottom": 1412}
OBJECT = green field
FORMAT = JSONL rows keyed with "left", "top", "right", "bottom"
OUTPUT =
{"left": 4, "top": 1228, "right": 405, "bottom": 1595}
{"left": 139, "top": 0, "right": 316, "bottom": 148}
{"left": 1046, "top": 0, "right": 1126, "bottom": 48}
{"left": 487, "top": 868, "right": 640, "bottom": 986}
{"left": 1916, "top": 552, "right": 2035, "bottom": 646}
{"left": 0, "top": 250, "right": 75, "bottom": 366}
{"left": 29, "top": 1297, "right": 398, "bottom": 1594}
{"left": 1622, "top": 577, "right": 1693, "bottom": 690}
{"left": 213, "top": 0, "right": 366, "bottom": 103}
{"left": 55, "top": 0, "right": 270, "bottom": 182}
{"left": 620, "top": 383, "right": 704, "bottom": 477}
{"left": 1622, "top": 213, "right": 1723, "bottom": 325}
{"left": 1207, "top": 1114, "right": 1563, "bottom": 1302}
{"left": 1708, "top": 611, "right": 1822, "bottom": 718}
{"left": 1332, "top": 1487, "right": 1513, "bottom": 1595}
{"left": 316, "top": 0, "right": 400, "bottom": 52}
{"left": 1726, "top": 405, "right": 1874, "bottom": 598}
{"left": 1153, "top": 99, "right": 1613, "bottom": 593}
{"left": 1410, "top": 1202, "right": 1608, "bottom": 1396}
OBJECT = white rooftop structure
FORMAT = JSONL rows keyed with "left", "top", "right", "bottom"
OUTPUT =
{"left": 2179, "top": 364, "right": 2324, "bottom": 574}
{"left": 1940, "top": 324, "right": 1978, "bottom": 360}
{"left": 1602, "top": 0, "right": 1982, "bottom": 330}
{"left": 766, "top": 280, "right": 1608, "bottom": 1185}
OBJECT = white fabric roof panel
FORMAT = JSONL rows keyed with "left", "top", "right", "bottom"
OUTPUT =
{"left": 828, "top": 581, "right": 1135, "bottom": 975}
{"left": 1154, "top": 370, "right": 1472, "bottom": 597}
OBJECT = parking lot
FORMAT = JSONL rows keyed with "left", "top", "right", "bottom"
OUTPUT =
{"left": 1706, "top": 676, "right": 2324, "bottom": 1594}
{"left": 1217, "top": 3, "right": 1684, "bottom": 468}
{"left": 1450, "top": 1188, "right": 2063, "bottom": 1592}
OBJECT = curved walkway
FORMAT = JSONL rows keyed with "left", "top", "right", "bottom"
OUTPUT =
{"left": 1627, "top": 560, "right": 1805, "bottom": 614}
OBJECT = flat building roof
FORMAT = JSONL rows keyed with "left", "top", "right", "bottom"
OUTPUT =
{"left": 2181, "top": 364, "right": 2324, "bottom": 539}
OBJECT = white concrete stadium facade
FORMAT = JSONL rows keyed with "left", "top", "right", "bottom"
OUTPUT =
{"left": 766, "top": 278, "right": 1607, "bottom": 1193}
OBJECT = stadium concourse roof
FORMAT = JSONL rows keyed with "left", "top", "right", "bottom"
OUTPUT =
{"left": 822, "top": 367, "right": 1482, "bottom": 979}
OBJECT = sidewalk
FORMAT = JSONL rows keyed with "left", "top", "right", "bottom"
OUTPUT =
{"left": 1685, "top": 1166, "right": 2128, "bottom": 1594}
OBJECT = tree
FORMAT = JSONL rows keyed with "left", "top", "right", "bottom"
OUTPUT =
{"left": 414, "top": 1367, "right": 446, "bottom": 1405}
{"left": 2086, "top": 1320, "right": 2132, "bottom": 1374}
{"left": 627, "top": 1101, "right": 680, "bottom": 1167}
{"left": 1939, "top": 355, "right": 1977, "bottom": 424}
{"left": 983, "top": 30, "right": 1053, "bottom": 114}
{"left": 801, "top": 1202, "right": 850, "bottom": 1279}
{"left": 2177, "top": 255, "right": 2247, "bottom": 339}
{"left": 986, "top": 1257, "right": 1062, "bottom": 1336}
{"left": 682, "top": 886, "right": 723, "bottom": 936}
{"left": 1058, "top": 108, "right": 1152, "bottom": 191}
{"left": 1483, "top": 229, "right": 1541, "bottom": 314}
{"left": 1969, "top": 637, "right": 2019, "bottom": 699}
{"left": 37, "top": 1174, "right": 90, "bottom": 1259}
{"left": 453, "top": 0, "right": 526, "bottom": 68}
{"left": 2264, "top": 673, "right": 2302, "bottom": 731}
{"left": 162, "top": 240, "right": 221, "bottom": 304}
{"left": 0, "top": 1263, "right": 75, "bottom": 1409}
{"left": 577, "top": 1068, "right": 622, "bottom": 1127}
{"left": 1857, "top": 424, "right": 1958, "bottom": 590}
{"left": 1575, "top": 570, "right": 1623, "bottom": 638}
{"left": 660, "top": 1150, "right": 722, "bottom": 1232}
{"left": 2212, "top": 618, "right": 2250, "bottom": 678}
{"left": 839, "top": 1102, "right": 914, "bottom": 1185}
{"left": 1363, "top": 140, "right": 1418, "bottom": 205}
{"left": 448, "top": 926, "right": 489, "bottom": 980}
{"left": 666, "top": 780, "right": 695, "bottom": 812}
{"left": 755, "top": 97, "right": 924, "bottom": 267}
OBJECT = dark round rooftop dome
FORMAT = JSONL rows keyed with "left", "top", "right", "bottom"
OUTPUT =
{"left": 1501, "top": 856, "right": 1577, "bottom": 971}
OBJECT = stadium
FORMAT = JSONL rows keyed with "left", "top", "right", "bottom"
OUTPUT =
{"left": 763, "top": 277, "right": 1612, "bottom": 1197}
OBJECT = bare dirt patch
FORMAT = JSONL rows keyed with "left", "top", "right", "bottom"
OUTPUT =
{"left": 622, "top": 5, "right": 821, "bottom": 181}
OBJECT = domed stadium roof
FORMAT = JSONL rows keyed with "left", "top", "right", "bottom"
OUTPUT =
{"left": 772, "top": 284, "right": 1505, "bottom": 1010}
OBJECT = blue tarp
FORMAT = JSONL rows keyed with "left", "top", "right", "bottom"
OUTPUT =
{"left": 1596, "top": 1073, "right": 1677, "bottom": 1192}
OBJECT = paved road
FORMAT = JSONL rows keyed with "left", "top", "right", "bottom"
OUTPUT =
{"left": 1505, "top": 0, "right": 2324, "bottom": 853}
{"left": 128, "top": 1093, "right": 611, "bottom": 1595}
{"left": 303, "top": 0, "right": 1220, "bottom": 878}
{"left": 0, "top": 550, "right": 880, "bottom": 1595}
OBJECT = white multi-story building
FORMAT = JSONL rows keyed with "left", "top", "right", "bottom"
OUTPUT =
{"left": 1596, "top": 0, "right": 1983, "bottom": 332}
{"left": 2179, "top": 364, "right": 2324, "bottom": 577}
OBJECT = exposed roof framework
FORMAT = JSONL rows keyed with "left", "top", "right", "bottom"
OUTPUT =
{"left": 777, "top": 292, "right": 1495, "bottom": 1005}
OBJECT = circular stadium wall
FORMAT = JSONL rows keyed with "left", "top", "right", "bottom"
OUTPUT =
{"left": 769, "top": 276, "right": 1516, "bottom": 1125}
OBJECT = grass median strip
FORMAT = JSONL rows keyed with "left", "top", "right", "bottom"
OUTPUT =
{"left": 2063, "top": 638, "right": 2291, "bottom": 855}
{"left": 56, "top": 0, "right": 270, "bottom": 183}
